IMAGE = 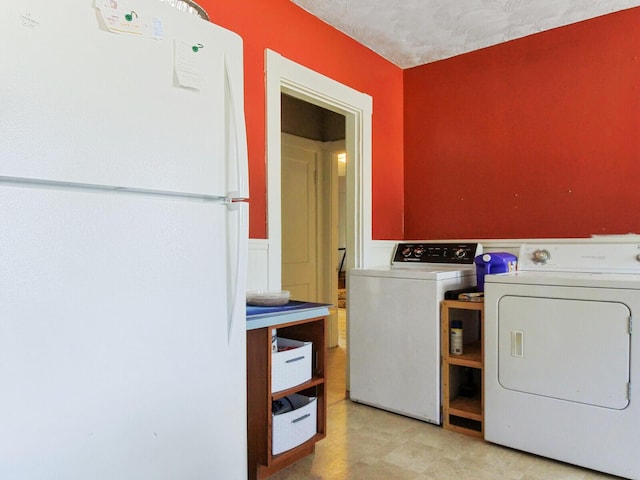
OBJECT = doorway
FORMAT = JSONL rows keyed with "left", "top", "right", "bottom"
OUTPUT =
{"left": 280, "top": 134, "right": 348, "bottom": 407}
{"left": 265, "top": 49, "right": 373, "bottom": 394}
{"left": 280, "top": 94, "right": 345, "bottom": 349}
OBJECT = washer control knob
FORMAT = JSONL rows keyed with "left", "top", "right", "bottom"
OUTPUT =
{"left": 636, "top": 254, "right": 640, "bottom": 262}
{"left": 532, "top": 249, "right": 551, "bottom": 264}
{"left": 454, "top": 248, "right": 467, "bottom": 259}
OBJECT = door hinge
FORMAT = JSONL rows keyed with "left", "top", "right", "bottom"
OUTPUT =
{"left": 630, "top": 316, "right": 633, "bottom": 335}
{"left": 628, "top": 382, "right": 632, "bottom": 399}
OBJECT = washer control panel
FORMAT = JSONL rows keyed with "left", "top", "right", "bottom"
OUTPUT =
{"left": 392, "top": 243, "right": 481, "bottom": 265}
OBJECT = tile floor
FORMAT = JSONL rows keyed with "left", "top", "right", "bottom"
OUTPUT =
{"left": 269, "top": 309, "right": 625, "bottom": 480}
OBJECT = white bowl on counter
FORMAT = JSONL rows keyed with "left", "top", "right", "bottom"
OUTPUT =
{"left": 246, "top": 290, "right": 290, "bottom": 306}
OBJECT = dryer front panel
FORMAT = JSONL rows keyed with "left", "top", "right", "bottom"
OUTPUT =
{"left": 497, "top": 296, "right": 630, "bottom": 410}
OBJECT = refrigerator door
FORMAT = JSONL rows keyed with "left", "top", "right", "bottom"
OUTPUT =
{"left": 0, "top": 183, "right": 247, "bottom": 479}
{"left": 0, "top": 0, "right": 248, "bottom": 199}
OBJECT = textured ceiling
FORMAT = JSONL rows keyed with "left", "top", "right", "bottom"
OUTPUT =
{"left": 291, "top": 0, "right": 640, "bottom": 68}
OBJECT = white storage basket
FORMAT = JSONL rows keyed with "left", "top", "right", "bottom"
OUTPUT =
{"left": 271, "top": 338, "right": 312, "bottom": 393}
{"left": 272, "top": 394, "right": 317, "bottom": 455}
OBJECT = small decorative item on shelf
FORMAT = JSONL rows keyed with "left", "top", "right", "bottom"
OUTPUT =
{"left": 450, "top": 320, "right": 463, "bottom": 355}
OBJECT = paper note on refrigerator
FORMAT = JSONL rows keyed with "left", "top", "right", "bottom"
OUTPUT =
{"left": 174, "top": 40, "right": 204, "bottom": 90}
{"left": 95, "top": 0, "right": 164, "bottom": 39}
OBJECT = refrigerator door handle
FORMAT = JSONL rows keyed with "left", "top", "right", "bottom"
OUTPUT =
{"left": 226, "top": 201, "right": 249, "bottom": 344}
{"left": 224, "top": 54, "right": 249, "bottom": 200}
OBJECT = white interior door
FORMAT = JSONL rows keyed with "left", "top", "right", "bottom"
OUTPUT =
{"left": 281, "top": 134, "right": 319, "bottom": 301}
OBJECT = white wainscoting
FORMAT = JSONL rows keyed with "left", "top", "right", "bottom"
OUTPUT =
{"left": 249, "top": 235, "right": 640, "bottom": 291}
{"left": 247, "top": 239, "right": 269, "bottom": 291}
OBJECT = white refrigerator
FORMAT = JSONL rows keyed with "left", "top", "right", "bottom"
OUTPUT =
{"left": 0, "top": 1, "right": 249, "bottom": 478}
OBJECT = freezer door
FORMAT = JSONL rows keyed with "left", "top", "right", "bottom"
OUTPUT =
{"left": 0, "top": 0, "right": 248, "bottom": 198}
{"left": 0, "top": 184, "right": 247, "bottom": 479}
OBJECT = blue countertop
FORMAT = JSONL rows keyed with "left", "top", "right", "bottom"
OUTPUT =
{"left": 246, "top": 301, "right": 332, "bottom": 330}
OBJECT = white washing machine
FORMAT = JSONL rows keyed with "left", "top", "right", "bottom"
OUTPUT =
{"left": 485, "top": 242, "right": 640, "bottom": 480}
{"left": 348, "top": 242, "right": 481, "bottom": 424}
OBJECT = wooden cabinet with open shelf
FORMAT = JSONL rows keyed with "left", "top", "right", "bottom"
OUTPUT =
{"left": 246, "top": 315, "right": 327, "bottom": 479}
{"left": 441, "top": 300, "right": 484, "bottom": 438}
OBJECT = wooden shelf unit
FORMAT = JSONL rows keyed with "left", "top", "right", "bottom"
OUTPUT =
{"left": 246, "top": 315, "right": 327, "bottom": 479}
{"left": 441, "top": 300, "right": 484, "bottom": 438}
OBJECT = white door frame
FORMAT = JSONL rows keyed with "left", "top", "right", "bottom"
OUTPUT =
{"left": 265, "top": 49, "right": 373, "bottom": 289}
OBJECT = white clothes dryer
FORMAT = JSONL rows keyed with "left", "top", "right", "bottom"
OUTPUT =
{"left": 348, "top": 242, "right": 481, "bottom": 424}
{"left": 484, "top": 242, "right": 640, "bottom": 480}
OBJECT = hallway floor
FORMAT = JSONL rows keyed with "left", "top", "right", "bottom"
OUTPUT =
{"left": 268, "top": 309, "right": 623, "bottom": 480}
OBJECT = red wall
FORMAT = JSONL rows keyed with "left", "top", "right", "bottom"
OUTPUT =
{"left": 404, "top": 8, "right": 640, "bottom": 240}
{"left": 198, "top": 0, "right": 404, "bottom": 239}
